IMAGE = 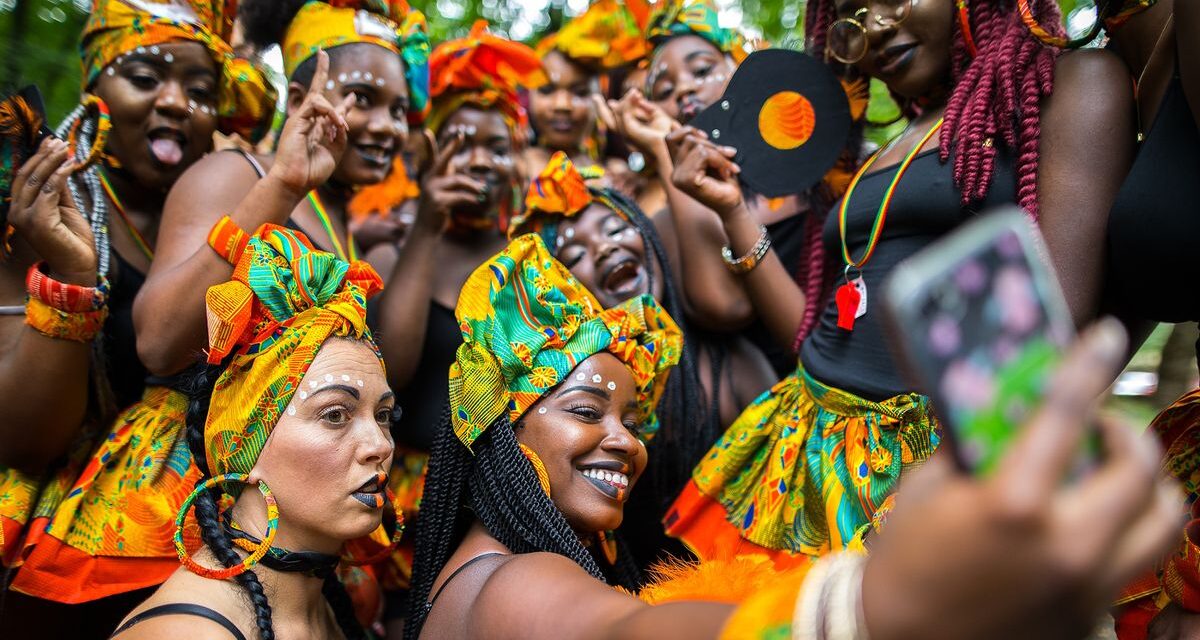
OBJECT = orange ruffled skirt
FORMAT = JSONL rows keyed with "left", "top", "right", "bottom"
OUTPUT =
{"left": 11, "top": 385, "right": 201, "bottom": 603}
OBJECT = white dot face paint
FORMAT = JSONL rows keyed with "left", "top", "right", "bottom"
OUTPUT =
{"left": 106, "top": 67, "right": 115, "bottom": 76}
{"left": 150, "top": 45, "right": 160, "bottom": 55}
{"left": 326, "top": 80, "right": 336, "bottom": 91}
{"left": 136, "top": 46, "right": 146, "bottom": 54}
{"left": 592, "top": 374, "right": 603, "bottom": 384}
{"left": 338, "top": 73, "right": 348, "bottom": 83}
{"left": 364, "top": 72, "right": 373, "bottom": 81}
{"left": 309, "top": 380, "right": 320, "bottom": 389}
{"left": 351, "top": 71, "right": 362, "bottom": 80}
{"left": 324, "top": 374, "right": 334, "bottom": 382}
{"left": 607, "top": 382, "right": 617, "bottom": 391}
{"left": 356, "top": 379, "right": 364, "bottom": 387}
{"left": 576, "top": 372, "right": 586, "bottom": 381}
{"left": 300, "top": 391, "right": 308, "bottom": 400}
{"left": 288, "top": 406, "right": 297, "bottom": 416}
{"left": 375, "top": 78, "right": 385, "bottom": 87}
{"left": 564, "top": 227, "right": 576, "bottom": 239}
{"left": 538, "top": 407, "right": 547, "bottom": 414}
{"left": 342, "top": 375, "right": 351, "bottom": 381}
{"left": 164, "top": 53, "right": 174, "bottom": 63}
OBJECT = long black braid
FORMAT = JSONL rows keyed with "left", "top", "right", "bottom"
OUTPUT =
{"left": 182, "top": 361, "right": 365, "bottom": 640}
{"left": 406, "top": 407, "right": 641, "bottom": 639}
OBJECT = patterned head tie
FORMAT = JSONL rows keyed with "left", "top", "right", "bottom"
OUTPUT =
{"left": 509, "top": 151, "right": 630, "bottom": 250}
{"left": 426, "top": 20, "right": 545, "bottom": 136}
{"left": 202, "top": 223, "right": 384, "bottom": 478}
{"left": 82, "top": 0, "right": 277, "bottom": 142}
{"left": 536, "top": 0, "right": 652, "bottom": 70}
{"left": 448, "top": 233, "right": 682, "bottom": 450}
{"left": 282, "top": 0, "right": 431, "bottom": 125}
{"left": 646, "top": 0, "right": 753, "bottom": 64}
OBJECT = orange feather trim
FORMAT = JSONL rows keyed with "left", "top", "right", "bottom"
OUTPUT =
{"left": 632, "top": 555, "right": 808, "bottom": 605}
{"left": 347, "top": 157, "right": 419, "bottom": 220}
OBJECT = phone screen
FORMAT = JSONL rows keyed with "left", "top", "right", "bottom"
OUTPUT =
{"left": 885, "top": 210, "right": 1075, "bottom": 474}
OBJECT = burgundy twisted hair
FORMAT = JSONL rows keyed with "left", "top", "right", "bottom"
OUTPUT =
{"left": 805, "top": 0, "right": 1065, "bottom": 220}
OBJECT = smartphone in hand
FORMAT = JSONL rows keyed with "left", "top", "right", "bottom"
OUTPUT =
{"left": 882, "top": 208, "right": 1076, "bottom": 474}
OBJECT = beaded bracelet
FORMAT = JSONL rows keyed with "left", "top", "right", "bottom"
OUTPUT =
{"left": 721, "top": 225, "right": 772, "bottom": 275}
{"left": 25, "top": 296, "right": 108, "bottom": 342}
{"left": 792, "top": 552, "right": 870, "bottom": 640}
{"left": 207, "top": 215, "right": 250, "bottom": 266}
{"left": 25, "top": 262, "right": 108, "bottom": 312}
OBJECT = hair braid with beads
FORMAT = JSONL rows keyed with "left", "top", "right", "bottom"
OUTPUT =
{"left": 183, "top": 360, "right": 366, "bottom": 640}
{"left": 406, "top": 406, "right": 642, "bottom": 639}
{"left": 805, "top": 0, "right": 1064, "bottom": 220}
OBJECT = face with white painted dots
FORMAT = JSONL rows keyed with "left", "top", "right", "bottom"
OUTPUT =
{"left": 90, "top": 40, "right": 219, "bottom": 191}
{"left": 286, "top": 43, "right": 411, "bottom": 186}
{"left": 515, "top": 354, "right": 647, "bottom": 536}
{"left": 244, "top": 338, "right": 396, "bottom": 554}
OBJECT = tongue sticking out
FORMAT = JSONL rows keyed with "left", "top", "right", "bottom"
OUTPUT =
{"left": 150, "top": 138, "right": 183, "bottom": 165}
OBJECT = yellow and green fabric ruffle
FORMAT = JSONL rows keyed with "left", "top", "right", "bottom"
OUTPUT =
{"left": 509, "top": 151, "right": 629, "bottom": 250}
{"left": 281, "top": 0, "right": 431, "bottom": 125}
{"left": 81, "top": 0, "right": 276, "bottom": 142}
{"left": 203, "top": 224, "right": 383, "bottom": 478}
{"left": 448, "top": 233, "right": 681, "bottom": 449}
{"left": 674, "top": 364, "right": 939, "bottom": 558}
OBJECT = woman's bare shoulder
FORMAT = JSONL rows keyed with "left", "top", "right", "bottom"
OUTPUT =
{"left": 112, "top": 568, "right": 250, "bottom": 640}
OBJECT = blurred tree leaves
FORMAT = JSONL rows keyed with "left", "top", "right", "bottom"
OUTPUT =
{"left": 3, "top": 0, "right": 1100, "bottom": 130}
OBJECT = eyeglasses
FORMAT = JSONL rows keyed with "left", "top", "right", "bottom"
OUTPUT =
{"left": 826, "top": 0, "right": 915, "bottom": 65}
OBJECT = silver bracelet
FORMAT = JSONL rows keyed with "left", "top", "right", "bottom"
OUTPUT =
{"left": 792, "top": 553, "right": 871, "bottom": 640}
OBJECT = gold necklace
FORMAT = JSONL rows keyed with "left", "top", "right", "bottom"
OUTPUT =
{"left": 1135, "top": 13, "right": 1174, "bottom": 142}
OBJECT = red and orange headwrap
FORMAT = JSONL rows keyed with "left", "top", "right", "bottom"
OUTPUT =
{"left": 81, "top": 0, "right": 276, "bottom": 142}
{"left": 202, "top": 223, "right": 383, "bottom": 477}
{"left": 426, "top": 20, "right": 544, "bottom": 136}
{"left": 536, "top": 0, "right": 652, "bottom": 71}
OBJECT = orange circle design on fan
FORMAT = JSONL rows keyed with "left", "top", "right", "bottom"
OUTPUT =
{"left": 758, "top": 91, "right": 816, "bottom": 150}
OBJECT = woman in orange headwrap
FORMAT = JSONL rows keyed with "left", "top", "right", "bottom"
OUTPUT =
{"left": 371, "top": 22, "right": 543, "bottom": 629}
{"left": 0, "top": 0, "right": 274, "bottom": 634}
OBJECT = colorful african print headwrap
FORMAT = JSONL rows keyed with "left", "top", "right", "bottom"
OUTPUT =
{"left": 509, "top": 151, "right": 628, "bottom": 248}
{"left": 281, "top": 0, "right": 431, "bottom": 125}
{"left": 202, "top": 224, "right": 384, "bottom": 477}
{"left": 646, "top": 0, "right": 751, "bottom": 64}
{"left": 426, "top": 21, "right": 544, "bottom": 136}
{"left": 448, "top": 233, "right": 681, "bottom": 449}
{"left": 81, "top": 0, "right": 276, "bottom": 142}
{"left": 536, "top": 0, "right": 652, "bottom": 70}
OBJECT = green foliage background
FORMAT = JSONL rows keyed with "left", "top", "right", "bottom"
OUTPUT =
{"left": 0, "top": 0, "right": 1098, "bottom": 129}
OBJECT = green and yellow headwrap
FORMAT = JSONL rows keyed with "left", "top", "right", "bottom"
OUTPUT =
{"left": 646, "top": 0, "right": 751, "bottom": 64}
{"left": 281, "top": 0, "right": 431, "bottom": 125}
{"left": 449, "top": 234, "right": 681, "bottom": 449}
{"left": 509, "top": 151, "right": 631, "bottom": 249}
{"left": 202, "top": 223, "right": 384, "bottom": 477}
{"left": 536, "top": 0, "right": 652, "bottom": 70}
{"left": 81, "top": 0, "right": 277, "bottom": 142}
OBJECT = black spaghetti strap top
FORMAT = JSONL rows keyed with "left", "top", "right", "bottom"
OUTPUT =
{"left": 394, "top": 303, "right": 460, "bottom": 450}
{"left": 111, "top": 603, "right": 246, "bottom": 639}
{"left": 1105, "top": 75, "right": 1200, "bottom": 324}
{"left": 800, "top": 147, "right": 1017, "bottom": 401}
{"left": 424, "top": 552, "right": 506, "bottom": 615}
{"left": 104, "top": 250, "right": 148, "bottom": 410}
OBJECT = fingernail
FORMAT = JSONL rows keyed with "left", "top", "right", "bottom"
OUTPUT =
{"left": 724, "top": 146, "right": 738, "bottom": 154}
{"left": 1088, "top": 318, "right": 1126, "bottom": 363}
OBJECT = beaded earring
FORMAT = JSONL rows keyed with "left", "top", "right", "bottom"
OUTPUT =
{"left": 519, "top": 443, "right": 552, "bottom": 498}
{"left": 596, "top": 529, "right": 618, "bottom": 565}
{"left": 65, "top": 94, "right": 111, "bottom": 171}
{"left": 175, "top": 473, "right": 279, "bottom": 580}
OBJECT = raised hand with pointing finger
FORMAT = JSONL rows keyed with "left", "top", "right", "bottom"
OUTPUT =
{"left": 415, "top": 127, "right": 489, "bottom": 235}
{"left": 267, "top": 50, "right": 353, "bottom": 199}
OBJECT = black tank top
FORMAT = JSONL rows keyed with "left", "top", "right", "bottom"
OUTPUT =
{"left": 393, "top": 302, "right": 460, "bottom": 450}
{"left": 103, "top": 250, "right": 148, "bottom": 410}
{"left": 1105, "top": 75, "right": 1200, "bottom": 323}
{"left": 800, "top": 147, "right": 1018, "bottom": 401}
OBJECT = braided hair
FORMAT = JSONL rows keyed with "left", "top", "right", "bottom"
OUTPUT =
{"left": 806, "top": 0, "right": 1064, "bottom": 220}
{"left": 183, "top": 360, "right": 366, "bottom": 640}
{"left": 406, "top": 405, "right": 642, "bottom": 639}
